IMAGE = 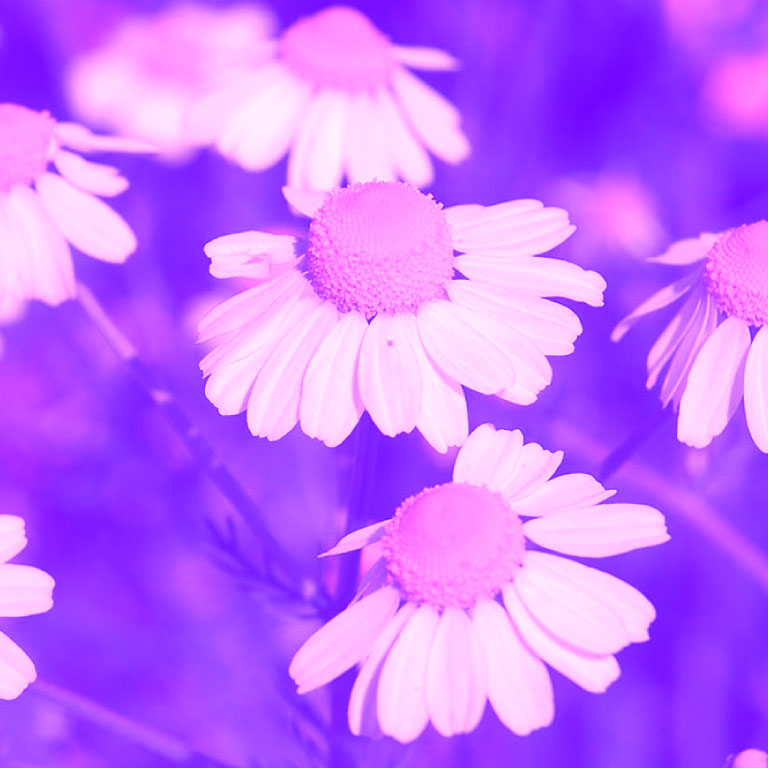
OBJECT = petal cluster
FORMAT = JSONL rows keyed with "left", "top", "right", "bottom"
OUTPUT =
{"left": 0, "top": 515, "right": 54, "bottom": 699}
{"left": 289, "top": 424, "right": 668, "bottom": 742}
{"left": 613, "top": 228, "right": 768, "bottom": 451}
{"left": 199, "top": 187, "right": 605, "bottom": 450}
{"left": 193, "top": 6, "right": 469, "bottom": 188}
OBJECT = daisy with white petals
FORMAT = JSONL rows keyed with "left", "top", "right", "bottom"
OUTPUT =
{"left": 613, "top": 221, "right": 768, "bottom": 451}
{"left": 0, "top": 103, "right": 148, "bottom": 316}
{"left": 66, "top": 2, "right": 275, "bottom": 159}
{"left": 199, "top": 181, "right": 605, "bottom": 450}
{"left": 0, "top": 515, "right": 54, "bottom": 699}
{"left": 289, "top": 424, "right": 669, "bottom": 742}
{"left": 193, "top": 5, "right": 469, "bottom": 188}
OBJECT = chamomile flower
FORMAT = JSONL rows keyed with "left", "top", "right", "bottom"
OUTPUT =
{"left": 289, "top": 424, "right": 668, "bottom": 742}
{"left": 613, "top": 222, "right": 768, "bottom": 451}
{"left": 199, "top": 182, "right": 605, "bottom": 451}
{"left": 65, "top": 2, "right": 275, "bottom": 159}
{"left": 0, "top": 515, "right": 54, "bottom": 699}
{"left": 193, "top": 5, "right": 469, "bottom": 188}
{"left": 0, "top": 103, "right": 147, "bottom": 315}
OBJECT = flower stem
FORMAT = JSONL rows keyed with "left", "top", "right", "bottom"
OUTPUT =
{"left": 32, "top": 679, "right": 238, "bottom": 767}
{"left": 75, "top": 281, "right": 311, "bottom": 607}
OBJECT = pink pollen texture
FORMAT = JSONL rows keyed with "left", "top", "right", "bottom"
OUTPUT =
{"left": 280, "top": 6, "right": 394, "bottom": 91}
{"left": 0, "top": 104, "right": 55, "bottom": 193}
{"left": 305, "top": 181, "right": 454, "bottom": 317}
{"left": 382, "top": 483, "right": 525, "bottom": 610}
{"left": 704, "top": 221, "right": 768, "bottom": 326}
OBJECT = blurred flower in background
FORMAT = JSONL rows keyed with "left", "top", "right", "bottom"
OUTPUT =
{"left": 729, "top": 749, "right": 768, "bottom": 768}
{"left": 64, "top": 2, "right": 276, "bottom": 161}
{"left": 193, "top": 5, "right": 469, "bottom": 188}
{"left": 290, "top": 424, "right": 668, "bottom": 742}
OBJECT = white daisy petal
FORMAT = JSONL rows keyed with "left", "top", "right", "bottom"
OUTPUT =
{"left": 0, "top": 564, "right": 55, "bottom": 617}
{"left": 246, "top": 299, "right": 338, "bottom": 440}
{"left": 501, "top": 443, "right": 563, "bottom": 502}
{"left": 320, "top": 519, "right": 391, "bottom": 558}
{"left": 375, "top": 89, "right": 433, "bottom": 188}
{"left": 472, "top": 598, "right": 553, "bottom": 735}
{"left": 412, "top": 334, "right": 468, "bottom": 453}
{"left": 417, "top": 299, "right": 518, "bottom": 394}
{"left": 513, "top": 552, "right": 630, "bottom": 655}
{"left": 217, "top": 65, "right": 311, "bottom": 171}
{"left": 391, "top": 67, "right": 469, "bottom": 164}
{"left": 52, "top": 150, "right": 129, "bottom": 197}
{"left": 0, "top": 517, "right": 27, "bottom": 564}
{"left": 445, "top": 200, "right": 543, "bottom": 235}
{"left": 646, "top": 284, "right": 705, "bottom": 389}
{"left": 612, "top": 269, "right": 702, "bottom": 342}
{"left": 453, "top": 423, "right": 524, "bottom": 491}
{"left": 377, "top": 604, "right": 440, "bottom": 743}
{"left": 288, "top": 90, "right": 349, "bottom": 191}
{"left": 678, "top": 316, "right": 751, "bottom": 448}
{"left": 426, "top": 606, "right": 487, "bottom": 737}
{"left": 745, "top": 326, "right": 768, "bottom": 453}
{"left": 290, "top": 586, "right": 400, "bottom": 694}
{"left": 204, "top": 231, "right": 298, "bottom": 280}
{"left": 349, "top": 602, "right": 417, "bottom": 737}
{"left": 35, "top": 172, "right": 136, "bottom": 263}
{"left": 502, "top": 585, "right": 621, "bottom": 694}
{"left": 300, "top": 311, "right": 367, "bottom": 447}
{"left": 54, "top": 121, "right": 155, "bottom": 154}
{"left": 358, "top": 313, "right": 423, "bottom": 437}
{"left": 345, "top": 92, "right": 396, "bottom": 184}
{"left": 457, "top": 254, "right": 605, "bottom": 306}
{"left": 659, "top": 289, "right": 718, "bottom": 407}
{"left": 523, "top": 503, "right": 670, "bottom": 557}
{"left": 510, "top": 474, "right": 615, "bottom": 517}
{"left": 393, "top": 45, "right": 460, "bottom": 71}
{"left": 647, "top": 232, "right": 718, "bottom": 265}
{"left": 0, "top": 631, "right": 36, "bottom": 700}
{"left": 282, "top": 187, "right": 328, "bottom": 219}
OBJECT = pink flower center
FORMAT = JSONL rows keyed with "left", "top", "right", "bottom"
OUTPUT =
{"left": 280, "top": 6, "right": 394, "bottom": 91}
{"left": 305, "top": 181, "right": 454, "bottom": 317}
{"left": 0, "top": 104, "right": 55, "bottom": 192}
{"left": 704, "top": 221, "right": 768, "bottom": 326}
{"left": 382, "top": 483, "right": 525, "bottom": 610}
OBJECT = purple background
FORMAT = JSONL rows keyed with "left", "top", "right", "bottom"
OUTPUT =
{"left": 0, "top": 0, "right": 766, "bottom": 765}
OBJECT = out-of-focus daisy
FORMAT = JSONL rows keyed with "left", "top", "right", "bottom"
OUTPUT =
{"left": 289, "top": 424, "right": 668, "bottom": 742}
{"left": 613, "top": 222, "right": 768, "bottom": 451}
{"left": 198, "top": 181, "right": 605, "bottom": 451}
{"left": 0, "top": 103, "right": 147, "bottom": 315}
{"left": 192, "top": 5, "right": 469, "bottom": 189}
{"left": 730, "top": 750, "right": 768, "bottom": 768}
{"left": 65, "top": 2, "right": 275, "bottom": 159}
{"left": 0, "top": 515, "right": 54, "bottom": 699}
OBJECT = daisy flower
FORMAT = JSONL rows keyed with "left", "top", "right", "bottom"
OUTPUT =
{"left": 0, "top": 103, "right": 147, "bottom": 316}
{"left": 289, "top": 424, "right": 669, "bottom": 742}
{"left": 198, "top": 181, "right": 605, "bottom": 451}
{"left": 0, "top": 515, "right": 55, "bottom": 699}
{"left": 730, "top": 751, "right": 768, "bottom": 768}
{"left": 65, "top": 2, "right": 275, "bottom": 159}
{"left": 612, "top": 222, "right": 768, "bottom": 451}
{"left": 192, "top": 5, "right": 469, "bottom": 189}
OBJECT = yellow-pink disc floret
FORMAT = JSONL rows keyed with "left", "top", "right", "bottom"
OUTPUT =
{"left": 704, "top": 221, "right": 768, "bottom": 327}
{"left": 0, "top": 104, "right": 55, "bottom": 192}
{"left": 382, "top": 483, "right": 525, "bottom": 610}
{"left": 306, "top": 181, "right": 455, "bottom": 317}
{"left": 280, "top": 6, "right": 394, "bottom": 91}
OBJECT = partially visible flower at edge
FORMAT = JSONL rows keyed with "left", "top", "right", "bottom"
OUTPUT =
{"left": 198, "top": 181, "right": 605, "bottom": 451}
{"left": 729, "top": 749, "right": 768, "bottom": 768}
{"left": 612, "top": 222, "right": 768, "bottom": 451}
{"left": 0, "top": 103, "right": 150, "bottom": 319}
{"left": 0, "top": 515, "right": 54, "bottom": 699}
{"left": 65, "top": 2, "right": 276, "bottom": 159}
{"left": 191, "top": 5, "right": 469, "bottom": 189}
{"left": 289, "top": 423, "right": 669, "bottom": 742}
